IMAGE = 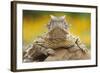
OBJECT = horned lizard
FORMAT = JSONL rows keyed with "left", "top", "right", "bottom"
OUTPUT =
{"left": 23, "top": 15, "right": 90, "bottom": 62}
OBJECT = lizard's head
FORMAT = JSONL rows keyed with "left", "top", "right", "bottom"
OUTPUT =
{"left": 47, "top": 15, "right": 69, "bottom": 31}
{"left": 47, "top": 15, "right": 69, "bottom": 39}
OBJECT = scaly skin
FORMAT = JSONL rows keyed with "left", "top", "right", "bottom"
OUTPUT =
{"left": 24, "top": 33, "right": 89, "bottom": 62}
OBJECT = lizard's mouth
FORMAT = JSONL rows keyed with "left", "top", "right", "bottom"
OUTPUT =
{"left": 48, "top": 27, "right": 68, "bottom": 40}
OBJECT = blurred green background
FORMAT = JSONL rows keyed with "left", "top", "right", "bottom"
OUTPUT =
{"left": 23, "top": 10, "right": 91, "bottom": 49}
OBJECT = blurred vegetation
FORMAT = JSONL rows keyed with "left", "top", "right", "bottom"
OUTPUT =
{"left": 23, "top": 10, "right": 91, "bottom": 49}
